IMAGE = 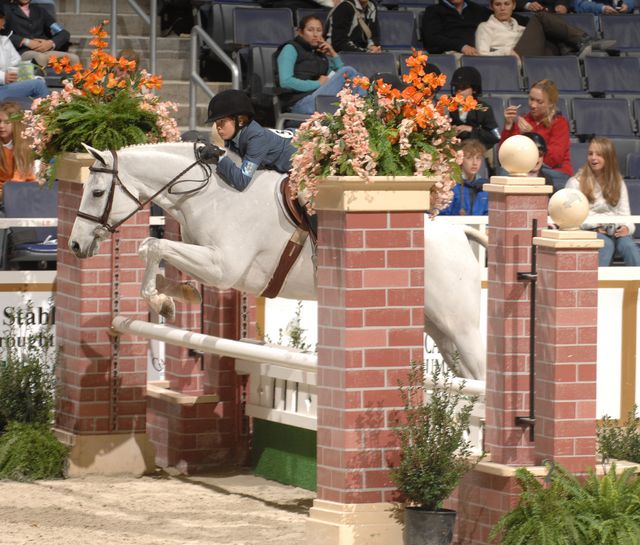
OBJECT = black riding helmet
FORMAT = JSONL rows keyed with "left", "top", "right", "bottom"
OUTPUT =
{"left": 523, "top": 132, "right": 548, "bottom": 155}
{"left": 206, "top": 89, "right": 255, "bottom": 124}
{"left": 450, "top": 66, "right": 482, "bottom": 97}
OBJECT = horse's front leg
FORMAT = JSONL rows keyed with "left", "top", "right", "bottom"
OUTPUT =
{"left": 138, "top": 237, "right": 226, "bottom": 321}
{"left": 138, "top": 237, "right": 178, "bottom": 320}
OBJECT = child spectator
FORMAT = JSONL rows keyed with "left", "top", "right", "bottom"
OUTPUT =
{"left": 566, "top": 136, "right": 640, "bottom": 266}
{"left": 449, "top": 66, "right": 500, "bottom": 150}
{"left": 501, "top": 79, "right": 571, "bottom": 191}
{"left": 276, "top": 15, "right": 358, "bottom": 114}
{"left": 0, "top": 101, "right": 36, "bottom": 195}
{"left": 325, "top": 0, "right": 382, "bottom": 53}
{"left": 440, "top": 139, "right": 489, "bottom": 216}
{"left": 0, "top": 3, "right": 48, "bottom": 101}
{"left": 4, "top": 0, "right": 80, "bottom": 68}
{"left": 206, "top": 90, "right": 295, "bottom": 192}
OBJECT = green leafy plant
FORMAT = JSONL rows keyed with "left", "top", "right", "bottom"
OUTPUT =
{"left": 598, "top": 405, "right": 640, "bottom": 464}
{"left": 22, "top": 20, "right": 180, "bottom": 180}
{"left": 0, "top": 422, "right": 67, "bottom": 481}
{"left": 0, "top": 327, "right": 57, "bottom": 434}
{"left": 390, "top": 359, "right": 478, "bottom": 511}
{"left": 490, "top": 463, "right": 640, "bottom": 545}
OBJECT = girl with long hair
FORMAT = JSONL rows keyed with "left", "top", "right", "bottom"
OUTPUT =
{"left": 566, "top": 136, "right": 640, "bottom": 266}
{"left": 501, "top": 79, "right": 571, "bottom": 191}
{"left": 0, "top": 100, "right": 35, "bottom": 194}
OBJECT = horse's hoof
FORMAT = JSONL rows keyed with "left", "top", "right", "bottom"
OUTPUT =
{"left": 156, "top": 274, "right": 202, "bottom": 305}
{"left": 159, "top": 298, "right": 176, "bottom": 322}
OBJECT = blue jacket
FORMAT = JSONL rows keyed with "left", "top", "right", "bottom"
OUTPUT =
{"left": 216, "top": 121, "right": 295, "bottom": 192}
{"left": 440, "top": 176, "right": 489, "bottom": 216}
{"left": 573, "top": 0, "right": 635, "bottom": 13}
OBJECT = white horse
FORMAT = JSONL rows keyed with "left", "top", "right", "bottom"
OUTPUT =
{"left": 69, "top": 143, "right": 485, "bottom": 379}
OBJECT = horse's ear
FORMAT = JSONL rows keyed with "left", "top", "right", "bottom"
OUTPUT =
{"left": 82, "top": 144, "right": 107, "bottom": 166}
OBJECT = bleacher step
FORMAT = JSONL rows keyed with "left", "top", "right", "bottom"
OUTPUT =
{"left": 57, "top": 0, "right": 150, "bottom": 14}
{"left": 159, "top": 81, "right": 230, "bottom": 104}
{"left": 59, "top": 12, "right": 155, "bottom": 37}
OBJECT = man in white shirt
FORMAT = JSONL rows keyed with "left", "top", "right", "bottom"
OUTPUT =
{"left": 476, "top": 0, "right": 613, "bottom": 59}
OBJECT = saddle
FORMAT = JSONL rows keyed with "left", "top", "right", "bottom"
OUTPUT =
{"left": 279, "top": 177, "right": 317, "bottom": 245}
{"left": 260, "top": 178, "right": 317, "bottom": 299}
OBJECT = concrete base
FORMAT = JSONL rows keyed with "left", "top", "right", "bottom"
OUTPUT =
{"left": 55, "top": 429, "right": 156, "bottom": 477}
{"left": 307, "top": 500, "right": 402, "bottom": 545}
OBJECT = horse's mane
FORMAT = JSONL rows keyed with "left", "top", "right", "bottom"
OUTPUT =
{"left": 121, "top": 142, "right": 242, "bottom": 164}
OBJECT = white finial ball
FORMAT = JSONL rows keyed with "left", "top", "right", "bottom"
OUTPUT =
{"left": 548, "top": 188, "right": 589, "bottom": 230}
{"left": 498, "top": 135, "right": 540, "bottom": 176}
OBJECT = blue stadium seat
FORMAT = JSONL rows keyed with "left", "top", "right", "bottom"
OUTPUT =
{"left": 461, "top": 56, "right": 522, "bottom": 93}
{"left": 296, "top": 8, "right": 329, "bottom": 26}
{"left": 626, "top": 152, "right": 640, "bottom": 180}
{"left": 572, "top": 98, "right": 635, "bottom": 138}
{"left": 600, "top": 16, "right": 640, "bottom": 53}
{"left": 3, "top": 182, "right": 57, "bottom": 270}
{"left": 583, "top": 56, "right": 640, "bottom": 96}
{"left": 570, "top": 141, "right": 589, "bottom": 175}
{"left": 522, "top": 56, "right": 585, "bottom": 93}
{"left": 560, "top": 13, "right": 599, "bottom": 39}
{"left": 625, "top": 179, "right": 640, "bottom": 245}
{"left": 378, "top": 11, "right": 418, "bottom": 50}
{"left": 251, "top": 45, "right": 308, "bottom": 129}
{"left": 483, "top": 96, "right": 505, "bottom": 132}
{"left": 338, "top": 52, "right": 397, "bottom": 79}
{"left": 203, "top": 2, "right": 255, "bottom": 53}
{"left": 233, "top": 8, "right": 295, "bottom": 48}
{"left": 316, "top": 95, "right": 339, "bottom": 113}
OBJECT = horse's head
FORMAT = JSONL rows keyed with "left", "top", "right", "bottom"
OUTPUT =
{"left": 69, "top": 145, "right": 143, "bottom": 258}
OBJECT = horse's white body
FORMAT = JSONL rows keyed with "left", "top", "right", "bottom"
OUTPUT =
{"left": 69, "top": 143, "right": 485, "bottom": 379}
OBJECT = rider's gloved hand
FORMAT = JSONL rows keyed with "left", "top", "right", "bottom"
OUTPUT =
{"left": 197, "top": 143, "right": 225, "bottom": 165}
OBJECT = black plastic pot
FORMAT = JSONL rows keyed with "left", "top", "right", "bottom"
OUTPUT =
{"left": 404, "top": 507, "right": 456, "bottom": 545}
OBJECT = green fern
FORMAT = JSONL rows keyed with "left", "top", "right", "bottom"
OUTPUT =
{"left": 491, "top": 463, "right": 640, "bottom": 545}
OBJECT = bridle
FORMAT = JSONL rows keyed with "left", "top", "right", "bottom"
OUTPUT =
{"left": 76, "top": 143, "right": 214, "bottom": 233}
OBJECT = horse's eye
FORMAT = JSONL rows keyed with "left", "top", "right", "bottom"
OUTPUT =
{"left": 92, "top": 189, "right": 105, "bottom": 198}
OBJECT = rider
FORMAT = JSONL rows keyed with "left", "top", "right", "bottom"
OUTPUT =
{"left": 205, "top": 90, "right": 295, "bottom": 192}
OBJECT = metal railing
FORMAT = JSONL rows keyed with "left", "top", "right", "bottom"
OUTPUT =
{"left": 189, "top": 25, "right": 239, "bottom": 130}
{"left": 106, "top": 0, "right": 158, "bottom": 75}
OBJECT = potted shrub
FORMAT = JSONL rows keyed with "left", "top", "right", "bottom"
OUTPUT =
{"left": 391, "top": 360, "right": 479, "bottom": 545}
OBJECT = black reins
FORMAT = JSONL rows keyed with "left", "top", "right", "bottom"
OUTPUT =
{"left": 75, "top": 143, "right": 215, "bottom": 233}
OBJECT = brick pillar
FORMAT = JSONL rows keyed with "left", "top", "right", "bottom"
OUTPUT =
{"left": 533, "top": 230, "right": 602, "bottom": 472}
{"left": 307, "top": 178, "right": 431, "bottom": 545}
{"left": 483, "top": 177, "right": 552, "bottom": 465}
{"left": 54, "top": 154, "right": 154, "bottom": 476}
{"left": 455, "top": 175, "right": 552, "bottom": 545}
{"left": 146, "top": 216, "right": 252, "bottom": 473}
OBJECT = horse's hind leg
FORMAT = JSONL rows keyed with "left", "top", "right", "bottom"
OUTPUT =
{"left": 138, "top": 237, "right": 178, "bottom": 321}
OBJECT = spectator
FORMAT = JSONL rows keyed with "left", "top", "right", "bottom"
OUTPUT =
{"left": 501, "top": 79, "right": 571, "bottom": 191}
{"left": 0, "top": 4, "right": 48, "bottom": 101}
{"left": 574, "top": 0, "right": 635, "bottom": 14}
{"left": 476, "top": 0, "right": 614, "bottom": 59}
{"left": 276, "top": 15, "right": 358, "bottom": 114}
{"left": 0, "top": 101, "right": 35, "bottom": 191}
{"left": 522, "top": 131, "right": 559, "bottom": 189}
{"left": 325, "top": 0, "right": 381, "bottom": 53}
{"left": 440, "top": 139, "right": 489, "bottom": 215}
{"left": 566, "top": 136, "right": 640, "bottom": 266}
{"left": 421, "top": 0, "right": 491, "bottom": 55}
{"left": 449, "top": 66, "right": 500, "bottom": 149}
{"left": 4, "top": 0, "right": 80, "bottom": 68}
{"left": 515, "top": 0, "right": 570, "bottom": 13}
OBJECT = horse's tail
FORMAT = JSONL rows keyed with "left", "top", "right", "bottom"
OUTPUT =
{"left": 463, "top": 225, "right": 488, "bottom": 248}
